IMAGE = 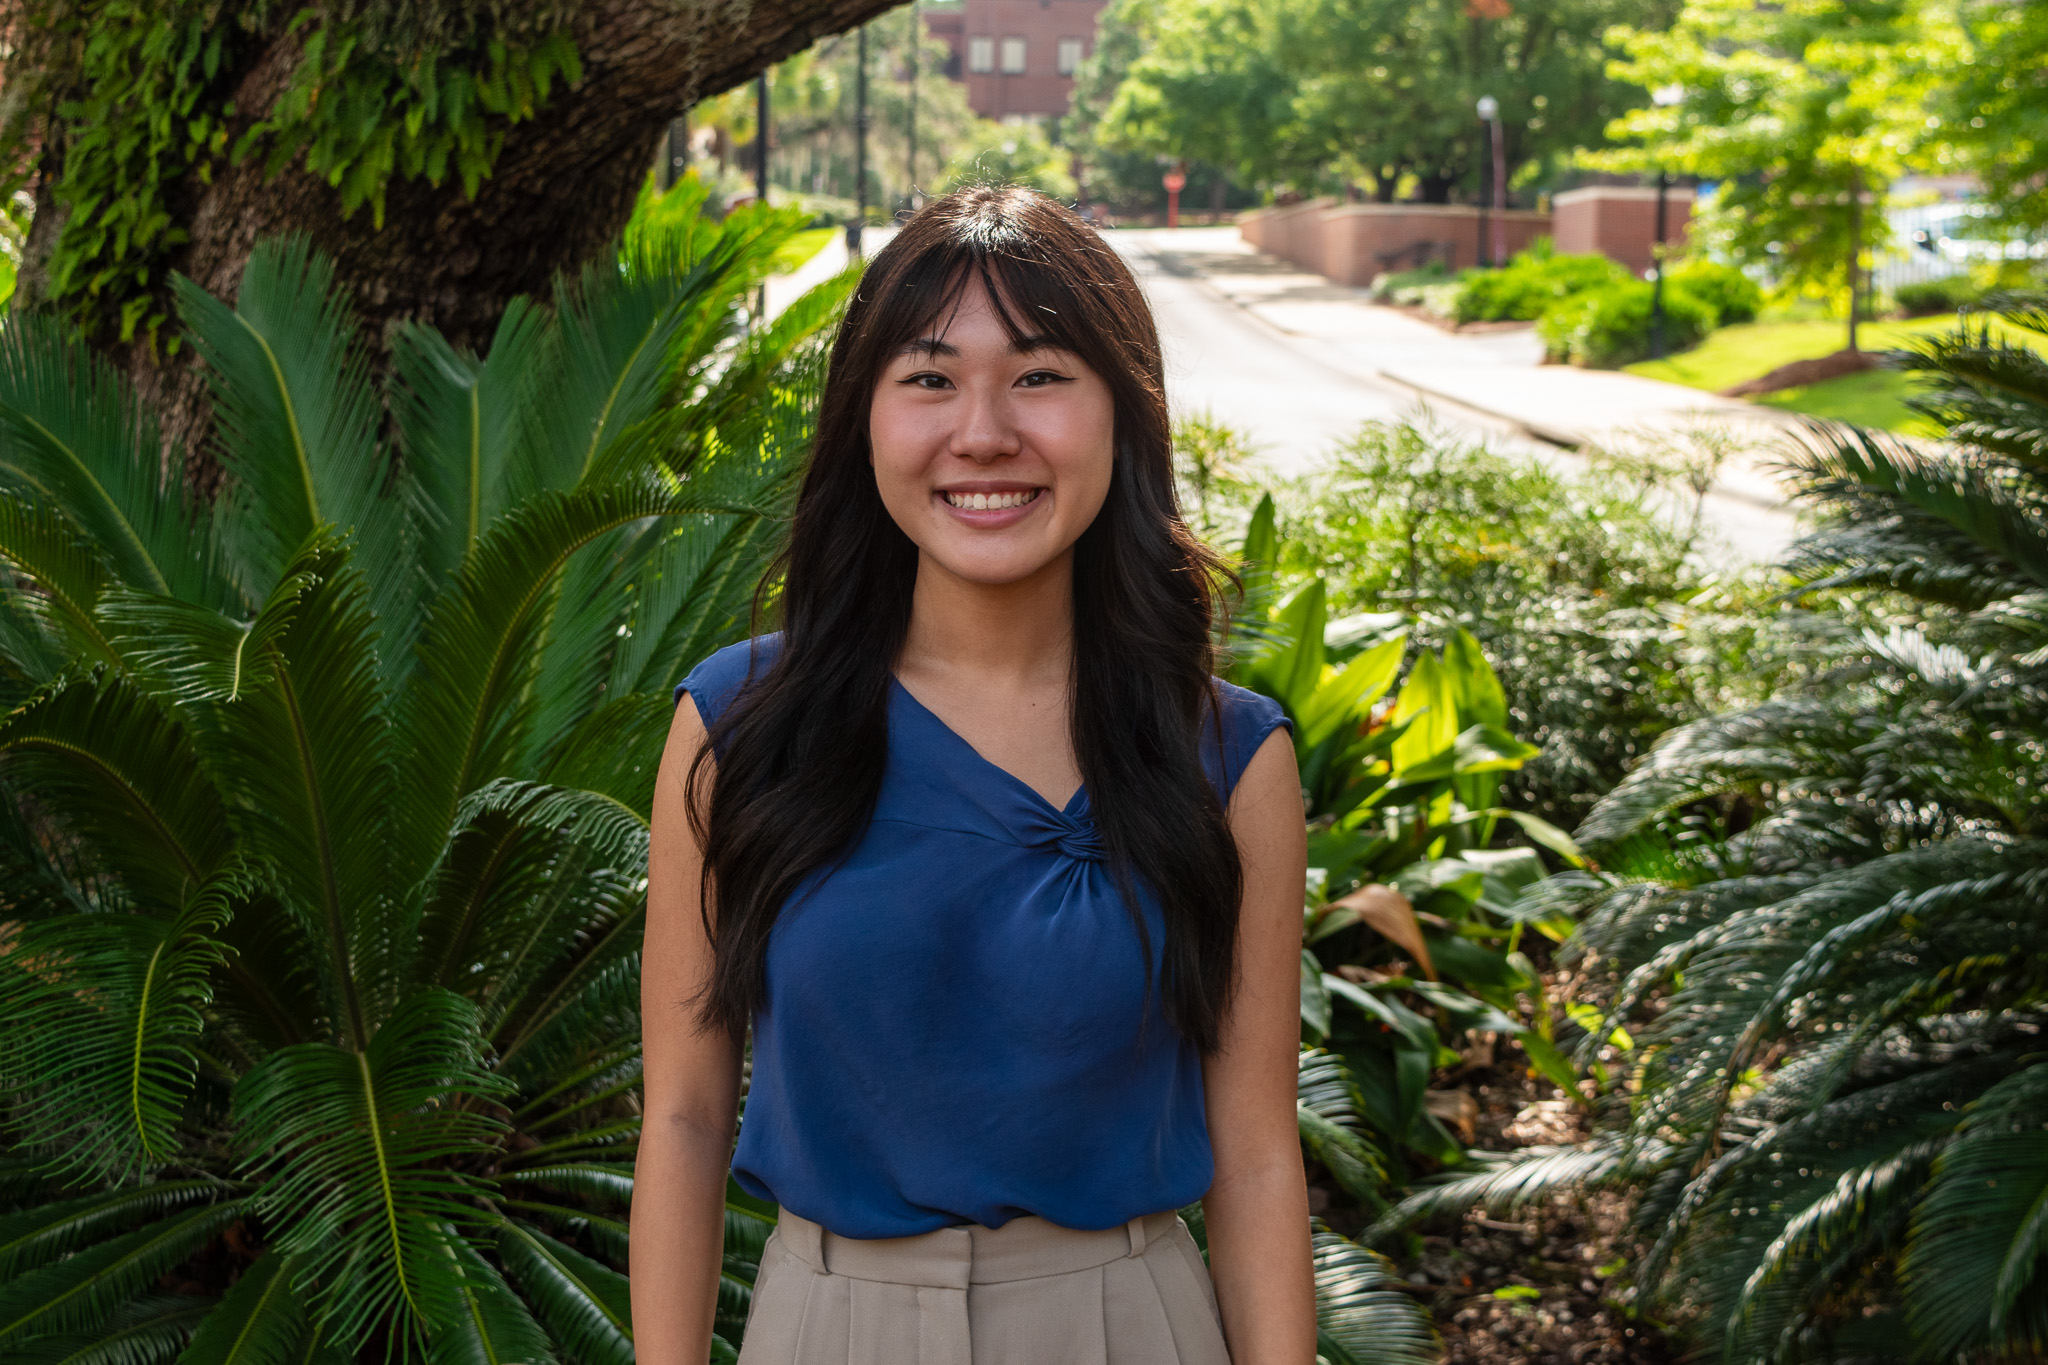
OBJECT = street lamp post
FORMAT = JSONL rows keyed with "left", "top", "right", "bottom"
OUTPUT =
{"left": 850, "top": 24, "right": 869, "bottom": 256}
{"left": 755, "top": 73, "right": 770, "bottom": 206}
{"left": 1476, "top": 95, "right": 1504, "bottom": 267}
{"left": 1647, "top": 84, "right": 1684, "bottom": 361}
{"left": 906, "top": 0, "right": 920, "bottom": 216}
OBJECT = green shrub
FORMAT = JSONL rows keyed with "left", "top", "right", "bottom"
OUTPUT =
{"left": 1368, "top": 260, "right": 1449, "bottom": 302}
{"left": 1894, "top": 273, "right": 1984, "bottom": 316}
{"left": 1664, "top": 258, "right": 1761, "bottom": 324}
{"left": 1537, "top": 279, "right": 1715, "bottom": 367}
{"left": 1454, "top": 245, "right": 1631, "bottom": 324}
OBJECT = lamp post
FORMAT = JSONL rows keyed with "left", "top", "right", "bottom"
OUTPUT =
{"left": 755, "top": 73, "right": 770, "bottom": 206}
{"left": 906, "top": 0, "right": 920, "bottom": 216}
{"left": 1647, "top": 84, "right": 1684, "bottom": 360}
{"left": 850, "top": 24, "right": 869, "bottom": 256}
{"left": 1475, "top": 95, "right": 1505, "bottom": 268}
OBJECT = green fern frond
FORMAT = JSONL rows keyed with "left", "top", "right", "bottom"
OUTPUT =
{"left": 421, "top": 1230, "right": 558, "bottom": 1365}
{"left": 494, "top": 1164, "right": 634, "bottom": 1208}
{"left": 177, "top": 1250, "right": 308, "bottom": 1365}
{"left": 0, "top": 1201, "right": 241, "bottom": 1346}
{"left": 494, "top": 1220, "right": 632, "bottom": 1365}
{"left": 1312, "top": 1224, "right": 1440, "bottom": 1365}
{"left": 0, "top": 1183, "right": 221, "bottom": 1280}
{"left": 0, "top": 495, "right": 120, "bottom": 670}
{"left": 11, "top": 1292, "right": 212, "bottom": 1365}
{"left": 0, "top": 882, "right": 233, "bottom": 1183}
{"left": 172, "top": 239, "right": 401, "bottom": 623}
{"left": 233, "top": 991, "right": 512, "bottom": 1354}
{"left": 0, "top": 672, "right": 233, "bottom": 905}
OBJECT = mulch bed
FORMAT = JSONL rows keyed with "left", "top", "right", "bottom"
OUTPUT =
{"left": 1308, "top": 1013, "right": 1680, "bottom": 1362}
{"left": 1721, "top": 347, "right": 1878, "bottom": 397}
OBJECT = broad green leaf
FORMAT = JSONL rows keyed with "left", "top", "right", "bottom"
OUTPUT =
{"left": 1300, "top": 949, "right": 1331, "bottom": 1040}
{"left": 1443, "top": 628, "right": 1507, "bottom": 730}
{"left": 1298, "top": 631, "right": 1406, "bottom": 750}
{"left": 1389, "top": 649, "right": 1455, "bottom": 778}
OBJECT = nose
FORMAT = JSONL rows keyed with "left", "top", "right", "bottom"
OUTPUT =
{"left": 947, "top": 378, "right": 1022, "bottom": 463}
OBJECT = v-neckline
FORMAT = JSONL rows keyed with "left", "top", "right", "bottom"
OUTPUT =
{"left": 889, "top": 675, "right": 1088, "bottom": 817}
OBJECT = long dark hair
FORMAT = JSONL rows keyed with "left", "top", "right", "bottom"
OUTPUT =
{"left": 688, "top": 186, "right": 1243, "bottom": 1051}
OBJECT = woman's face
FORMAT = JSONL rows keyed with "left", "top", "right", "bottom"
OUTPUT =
{"left": 868, "top": 278, "right": 1115, "bottom": 588}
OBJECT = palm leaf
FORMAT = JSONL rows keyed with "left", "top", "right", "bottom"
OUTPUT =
{"left": 0, "top": 672, "right": 233, "bottom": 904}
{"left": 172, "top": 534, "right": 398, "bottom": 1044}
{"left": 389, "top": 300, "right": 551, "bottom": 600}
{"left": 396, "top": 477, "right": 768, "bottom": 887}
{"left": 0, "top": 495, "right": 120, "bottom": 669}
{"left": 0, "top": 1184, "right": 222, "bottom": 1281}
{"left": 15, "top": 1293, "right": 212, "bottom": 1365}
{"left": 0, "top": 313, "right": 230, "bottom": 609}
{"left": 1902, "top": 1060, "right": 2048, "bottom": 1357}
{"left": 232, "top": 991, "right": 512, "bottom": 1354}
{"left": 172, "top": 239, "right": 404, "bottom": 625}
{"left": 1312, "top": 1225, "right": 1440, "bottom": 1365}
{"left": 495, "top": 1221, "right": 632, "bottom": 1365}
{"left": 176, "top": 1251, "right": 307, "bottom": 1365}
{"left": 0, "top": 882, "right": 233, "bottom": 1183}
{"left": 422, "top": 1232, "right": 557, "bottom": 1365}
{"left": 0, "top": 1202, "right": 241, "bottom": 1347}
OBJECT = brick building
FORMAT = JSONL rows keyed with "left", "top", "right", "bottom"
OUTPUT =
{"left": 921, "top": 0, "right": 1106, "bottom": 119}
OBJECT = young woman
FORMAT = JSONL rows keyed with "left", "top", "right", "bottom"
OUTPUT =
{"left": 631, "top": 186, "right": 1315, "bottom": 1364}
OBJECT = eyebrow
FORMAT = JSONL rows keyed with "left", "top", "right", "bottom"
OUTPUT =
{"left": 895, "top": 333, "right": 1062, "bottom": 360}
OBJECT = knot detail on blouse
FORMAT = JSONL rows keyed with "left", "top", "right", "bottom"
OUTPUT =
{"left": 1012, "top": 799, "right": 1105, "bottom": 861}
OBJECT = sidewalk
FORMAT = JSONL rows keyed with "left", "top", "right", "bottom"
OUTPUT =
{"left": 1114, "top": 226, "right": 1803, "bottom": 522}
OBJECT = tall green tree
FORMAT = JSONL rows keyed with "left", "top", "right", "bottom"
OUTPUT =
{"left": 0, "top": 183, "right": 850, "bottom": 1363}
{"left": 1288, "top": 0, "right": 1662, "bottom": 202}
{"left": 1590, "top": 0, "right": 1952, "bottom": 343}
{"left": 1094, "top": 0, "right": 1661, "bottom": 202}
{"left": 1938, "top": 0, "right": 2048, "bottom": 234}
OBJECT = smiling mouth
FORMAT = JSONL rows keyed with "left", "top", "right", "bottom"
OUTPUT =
{"left": 940, "top": 488, "right": 1043, "bottom": 510}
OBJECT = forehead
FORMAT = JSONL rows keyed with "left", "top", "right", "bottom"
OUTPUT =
{"left": 890, "top": 277, "right": 1062, "bottom": 359}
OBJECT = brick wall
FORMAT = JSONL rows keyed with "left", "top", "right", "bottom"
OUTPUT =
{"left": 922, "top": 0, "right": 1106, "bottom": 118}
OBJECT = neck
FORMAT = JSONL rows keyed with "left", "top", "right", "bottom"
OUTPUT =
{"left": 899, "top": 550, "right": 1076, "bottom": 686}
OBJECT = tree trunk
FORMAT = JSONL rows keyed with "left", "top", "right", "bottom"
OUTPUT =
{"left": 23, "top": 0, "right": 898, "bottom": 479}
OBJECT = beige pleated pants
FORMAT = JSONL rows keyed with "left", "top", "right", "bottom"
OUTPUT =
{"left": 735, "top": 1207, "right": 1233, "bottom": 1365}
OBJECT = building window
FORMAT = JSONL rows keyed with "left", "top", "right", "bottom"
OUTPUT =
{"left": 968, "top": 37, "right": 994, "bottom": 73}
{"left": 999, "top": 37, "right": 1027, "bottom": 73}
{"left": 1057, "top": 37, "right": 1084, "bottom": 75}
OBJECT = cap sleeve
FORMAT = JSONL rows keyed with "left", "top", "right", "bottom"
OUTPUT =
{"left": 674, "top": 634, "right": 783, "bottom": 741}
{"left": 1203, "top": 679, "right": 1292, "bottom": 805}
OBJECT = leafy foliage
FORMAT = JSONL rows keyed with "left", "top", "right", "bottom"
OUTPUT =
{"left": 0, "top": 0, "right": 580, "bottom": 344}
{"left": 1228, "top": 497, "right": 1587, "bottom": 1181}
{"left": 1385, "top": 296, "right": 2048, "bottom": 1361}
{"left": 0, "top": 188, "right": 843, "bottom": 1361}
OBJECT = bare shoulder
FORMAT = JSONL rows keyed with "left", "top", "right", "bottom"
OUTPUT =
{"left": 1227, "top": 727, "right": 1303, "bottom": 833}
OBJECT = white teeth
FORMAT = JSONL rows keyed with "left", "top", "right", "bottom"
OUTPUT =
{"left": 944, "top": 489, "right": 1038, "bottom": 509}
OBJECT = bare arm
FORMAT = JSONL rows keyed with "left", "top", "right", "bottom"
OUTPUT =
{"left": 630, "top": 696, "right": 744, "bottom": 1365}
{"left": 1202, "top": 728, "right": 1317, "bottom": 1365}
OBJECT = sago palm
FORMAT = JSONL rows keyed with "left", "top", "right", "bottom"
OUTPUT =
{"left": 0, "top": 188, "right": 850, "bottom": 1364}
{"left": 1387, "top": 297, "right": 2048, "bottom": 1362}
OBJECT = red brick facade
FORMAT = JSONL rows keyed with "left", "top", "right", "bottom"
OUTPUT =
{"left": 921, "top": 0, "right": 1107, "bottom": 119}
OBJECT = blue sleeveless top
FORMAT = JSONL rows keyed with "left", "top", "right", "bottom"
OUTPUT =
{"left": 676, "top": 635, "right": 1289, "bottom": 1239}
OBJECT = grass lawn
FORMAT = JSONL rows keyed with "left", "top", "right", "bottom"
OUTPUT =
{"left": 1754, "top": 369, "right": 1944, "bottom": 436}
{"left": 1626, "top": 313, "right": 2043, "bottom": 432}
{"left": 1624, "top": 316, "right": 1973, "bottom": 392}
{"left": 770, "top": 227, "right": 837, "bottom": 275}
